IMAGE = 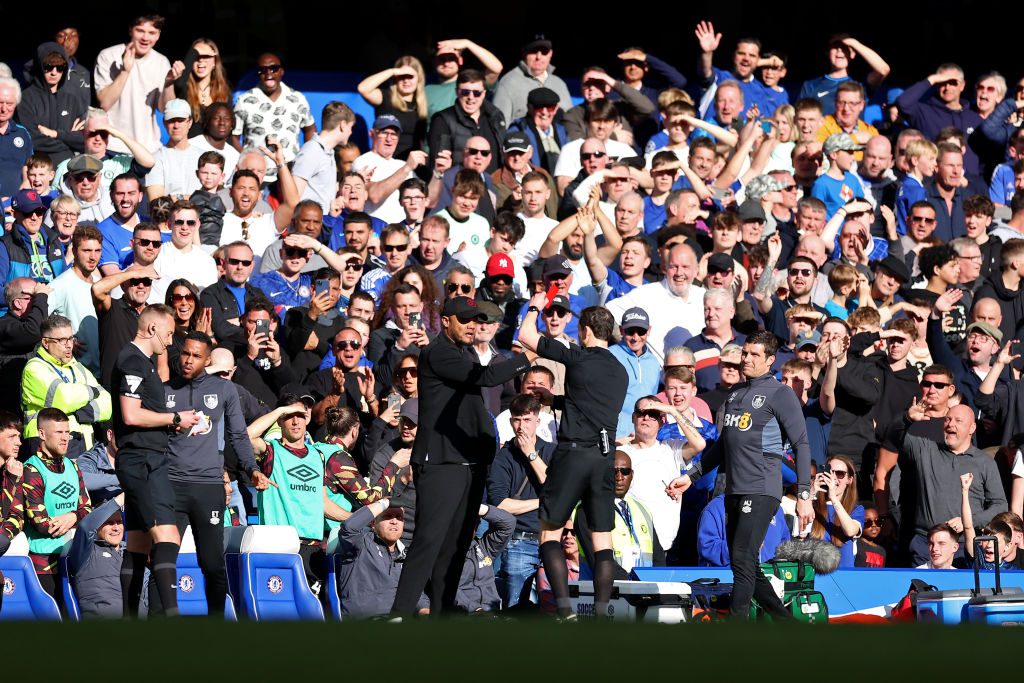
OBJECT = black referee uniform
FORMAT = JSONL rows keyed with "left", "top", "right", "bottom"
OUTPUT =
{"left": 111, "top": 342, "right": 178, "bottom": 617}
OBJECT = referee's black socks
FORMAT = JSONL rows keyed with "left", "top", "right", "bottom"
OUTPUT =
{"left": 592, "top": 549, "right": 615, "bottom": 619}
{"left": 540, "top": 540, "right": 573, "bottom": 618}
{"left": 120, "top": 551, "right": 148, "bottom": 618}
{"left": 150, "top": 542, "right": 180, "bottom": 617}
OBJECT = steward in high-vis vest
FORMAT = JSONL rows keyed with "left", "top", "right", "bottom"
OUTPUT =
{"left": 22, "top": 407, "right": 91, "bottom": 607}
{"left": 574, "top": 451, "right": 664, "bottom": 576}
{"left": 22, "top": 315, "right": 111, "bottom": 458}
{"left": 247, "top": 392, "right": 351, "bottom": 594}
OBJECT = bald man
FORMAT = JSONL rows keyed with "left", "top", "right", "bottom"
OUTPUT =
{"left": 971, "top": 297, "right": 1003, "bottom": 330}
{"left": 856, "top": 136, "right": 898, "bottom": 233}
{"left": 896, "top": 401, "right": 1006, "bottom": 566}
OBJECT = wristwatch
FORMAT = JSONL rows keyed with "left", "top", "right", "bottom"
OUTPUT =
{"left": 798, "top": 489, "right": 811, "bottom": 501}
{"left": 527, "top": 451, "right": 538, "bottom": 462}
{"left": 172, "top": 412, "right": 182, "bottom": 428}
{"left": 527, "top": 306, "right": 540, "bottom": 313}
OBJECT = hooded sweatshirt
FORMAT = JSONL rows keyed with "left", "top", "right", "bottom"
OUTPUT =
{"left": 16, "top": 42, "right": 87, "bottom": 165}
{"left": 974, "top": 272, "right": 1024, "bottom": 344}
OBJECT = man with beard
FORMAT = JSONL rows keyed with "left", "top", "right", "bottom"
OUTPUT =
{"left": 48, "top": 226, "right": 103, "bottom": 375}
{"left": 96, "top": 173, "right": 152, "bottom": 275}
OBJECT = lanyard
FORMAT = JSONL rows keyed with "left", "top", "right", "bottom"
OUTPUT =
{"left": 36, "top": 352, "right": 76, "bottom": 384}
{"left": 616, "top": 500, "right": 640, "bottom": 545}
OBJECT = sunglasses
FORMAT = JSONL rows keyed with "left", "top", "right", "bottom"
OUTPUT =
{"left": 446, "top": 283, "right": 473, "bottom": 294}
{"left": 831, "top": 469, "right": 850, "bottom": 480}
{"left": 71, "top": 172, "right": 98, "bottom": 182}
{"left": 464, "top": 147, "right": 491, "bottom": 157}
{"left": 134, "top": 238, "right": 161, "bottom": 248}
{"left": 910, "top": 216, "right": 936, "bottom": 224}
{"left": 172, "top": 293, "right": 195, "bottom": 303}
{"left": 458, "top": 88, "right": 485, "bottom": 98}
{"left": 128, "top": 278, "right": 153, "bottom": 287}
{"left": 257, "top": 64, "right": 282, "bottom": 74}
{"left": 173, "top": 218, "right": 199, "bottom": 227}
{"left": 864, "top": 518, "right": 882, "bottom": 528}
{"left": 543, "top": 307, "right": 569, "bottom": 318}
{"left": 383, "top": 243, "right": 409, "bottom": 253}
{"left": 720, "top": 361, "right": 742, "bottom": 370}
{"left": 227, "top": 257, "right": 253, "bottom": 267}
{"left": 614, "top": 467, "right": 633, "bottom": 476}
{"left": 86, "top": 130, "right": 110, "bottom": 138}
{"left": 528, "top": 48, "right": 552, "bottom": 56}
{"left": 580, "top": 151, "right": 608, "bottom": 162}
{"left": 921, "top": 380, "right": 951, "bottom": 389}
{"left": 284, "top": 247, "right": 309, "bottom": 258}
{"left": 396, "top": 366, "right": 418, "bottom": 377}
{"left": 490, "top": 275, "right": 513, "bottom": 285}
{"left": 790, "top": 317, "right": 819, "bottom": 326}
{"left": 335, "top": 340, "right": 362, "bottom": 351}
{"left": 623, "top": 327, "right": 648, "bottom": 337}
{"left": 343, "top": 261, "right": 364, "bottom": 272}
{"left": 633, "top": 410, "right": 661, "bottom": 420}
{"left": 23, "top": 208, "right": 47, "bottom": 217}
{"left": 789, "top": 268, "right": 814, "bottom": 277}
{"left": 43, "top": 63, "right": 67, "bottom": 73}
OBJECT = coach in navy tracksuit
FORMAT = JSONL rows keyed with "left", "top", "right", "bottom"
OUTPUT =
{"left": 668, "top": 330, "right": 812, "bottom": 620}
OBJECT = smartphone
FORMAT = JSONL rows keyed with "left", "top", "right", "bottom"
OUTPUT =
{"left": 314, "top": 278, "right": 329, "bottom": 298}
{"left": 387, "top": 393, "right": 402, "bottom": 411}
{"left": 439, "top": 134, "right": 453, "bottom": 153}
{"left": 761, "top": 121, "right": 773, "bottom": 134}
{"left": 408, "top": 311, "right": 421, "bottom": 328}
{"left": 254, "top": 319, "right": 270, "bottom": 339}
{"left": 267, "top": 142, "right": 279, "bottom": 154}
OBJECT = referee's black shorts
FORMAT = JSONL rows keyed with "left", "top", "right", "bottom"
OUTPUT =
{"left": 539, "top": 442, "right": 615, "bottom": 532}
{"left": 116, "top": 449, "right": 177, "bottom": 532}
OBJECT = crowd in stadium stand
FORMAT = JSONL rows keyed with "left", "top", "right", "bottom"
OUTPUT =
{"left": 1, "top": 13, "right": 1024, "bottom": 620}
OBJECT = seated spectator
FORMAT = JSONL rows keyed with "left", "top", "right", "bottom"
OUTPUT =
{"left": 456, "top": 504, "right": 515, "bottom": 613}
{"left": 896, "top": 139, "right": 938, "bottom": 234}
{"left": 1, "top": 189, "right": 67, "bottom": 289}
{"left": 368, "top": 283, "right": 430, "bottom": 388}
{"left": 67, "top": 497, "right": 123, "bottom": 618}
{"left": 361, "top": 224, "right": 412, "bottom": 302}
{"left": 151, "top": 200, "right": 218, "bottom": 301}
{"left": 51, "top": 109, "right": 155, "bottom": 196}
{"left": 961, "top": 473, "right": 1022, "bottom": 570}
{"left": 163, "top": 279, "right": 207, "bottom": 371}
{"left": 685, "top": 287, "right": 746, "bottom": 393}
{"left": 574, "top": 451, "right": 664, "bottom": 578}
{"left": 23, "top": 407, "right": 91, "bottom": 608}
{"left": 811, "top": 134, "right": 866, "bottom": 219}
{"left": 811, "top": 455, "right": 865, "bottom": 568}
{"left": 77, "top": 424, "right": 121, "bottom": 504}
{"left": 854, "top": 503, "right": 888, "bottom": 568}
{"left": 307, "top": 328, "right": 378, "bottom": 434}
{"left": 352, "top": 114, "right": 426, "bottom": 224}
{"left": 697, "top": 343, "right": 743, "bottom": 414}
{"left": 495, "top": 366, "right": 558, "bottom": 445}
{"left": 0, "top": 411, "right": 25, "bottom": 553}
{"left": 187, "top": 102, "right": 239, "bottom": 181}
{"left": 146, "top": 99, "right": 202, "bottom": 201}
{"left": 281, "top": 267, "right": 347, "bottom": 380}
{"left": 231, "top": 300, "right": 299, "bottom": 407}
{"left": 918, "top": 523, "right": 960, "bottom": 570}
{"left": 536, "top": 522, "right": 580, "bottom": 613}
{"left": 368, "top": 398, "right": 419, "bottom": 546}
{"left": 697, "top": 494, "right": 789, "bottom": 567}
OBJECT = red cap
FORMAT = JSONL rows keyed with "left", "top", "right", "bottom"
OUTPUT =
{"left": 486, "top": 253, "right": 515, "bottom": 279}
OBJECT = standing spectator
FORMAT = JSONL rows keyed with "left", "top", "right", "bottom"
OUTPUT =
{"left": 812, "top": 134, "right": 866, "bottom": 219}
{"left": 356, "top": 57, "right": 428, "bottom": 160}
{"left": 609, "top": 307, "right": 661, "bottom": 438}
{"left": 97, "top": 173, "right": 147, "bottom": 275}
{"left": 428, "top": 70, "right": 506, "bottom": 174}
{"left": 425, "top": 38, "right": 504, "bottom": 121}
{"left": 0, "top": 189, "right": 66, "bottom": 290}
{"left": 91, "top": 263, "right": 157, "bottom": 388}
{"left": 353, "top": 115, "right": 427, "bottom": 224}
{"left": 685, "top": 287, "right": 746, "bottom": 393}
{"left": 48, "top": 226, "right": 102, "bottom": 375}
{"left": 52, "top": 110, "right": 155, "bottom": 195}
{"left": 231, "top": 54, "right": 316, "bottom": 178}
{"left": 693, "top": 21, "right": 773, "bottom": 118}
{"left": 508, "top": 88, "right": 570, "bottom": 176}
{"left": 292, "top": 102, "right": 355, "bottom": 216}
{"left": 799, "top": 34, "right": 890, "bottom": 117}
{"left": 973, "top": 240, "right": 1024, "bottom": 345}
{"left": 198, "top": 241, "right": 261, "bottom": 356}
{"left": 0, "top": 77, "right": 32, "bottom": 199}
{"left": 94, "top": 15, "right": 176, "bottom": 154}
{"left": 150, "top": 201, "right": 218, "bottom": 302}
{"left": 145, "top": 99, "right": 201, "bottom": 201}
{"left": 815, "top": 83, "right": 879, "bottom": 159}
{"left": 17, "top": 41, "right": 87, "bottom": 166}
{"left": 187, "top": 103, "right": 239, "bottom": 181}
{"left": 173, "top": 39, "right": 232, "bottom": 137}
{"left": 924, "top": 144, "right": 969, "bottom": 243}
{"left": 493, "top": 35, "right": 573, "bottom": 124}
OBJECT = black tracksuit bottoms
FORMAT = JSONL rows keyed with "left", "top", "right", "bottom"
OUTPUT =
{"left": 726, "top": 494, "right": 792, "bottom": 620}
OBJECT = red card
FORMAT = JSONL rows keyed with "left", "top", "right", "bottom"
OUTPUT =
{"left": 544, "top": 283, "right": 559, "bottom": 308}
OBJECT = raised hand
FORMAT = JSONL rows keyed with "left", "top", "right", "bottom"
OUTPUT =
{"left": 960, "top": 472, "right": 973, "bottom": 492}
{"left": 694, "top": 21, "right": 722, "bottom": 53}
{"left": 934, "top": 287, "right": 964, "bottom": 314}
{"left": 996, "top": 339, "right": 1021, "bottom": 366}
{"left": 665, "top": 475, "right": 693, "bottom": 501}
{"left": 907, "top": 396, "right": 928, "bottom": 422}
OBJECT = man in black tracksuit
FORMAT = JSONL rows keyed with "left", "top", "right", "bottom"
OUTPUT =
{"left": 670, "top": 330, "right": 812, "bottom": 620}
{"left": 164, "top": 332, "right": 271, "bottom": 615}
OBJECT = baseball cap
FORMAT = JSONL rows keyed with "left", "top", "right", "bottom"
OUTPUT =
{"left": 620, "top": 307, "right": 650, "bottom": 331}
{"left": 542, "top": 256, "right": 572, "bottom": 281}
{"left": 399, "top": 397, "right": 419, "bottom": 424}
{"left": 11, "top": 189, "right": 44, "bottom": 213}
{"left": 475, "top": 300, "right": 504, "bottom": 323}
{"left": 503, "top": 132, "right": 531, "bottom": 154}
{"left": 163, "top": 98, "right": 192, "bottom": 120}
{"left": 486, "top": 253, "right": 516, "bottom": 279}
{"left": 796, "top": 329, "right": 822, "bottom": 350}
{"left": 67, "top": 155, "right": 103, "bottom": 174}
{"left": 707, "top": 252, "right": 736, "bottom": 274}
{"left": 523, "top": 34, "right": 553, "bottom": 52}
{"left": 966, "top": 321, "right": 1003, "bottom": 343}
{"left": 876, "top": 255, "right": 910, "bottom": 284}
{"left": 441, "top": 296, "right": 486, "bottom": 321}
{"left": 527, "top": 87, "right": 560, "bottom": 109}
{"left": 546, "top": 294, "right": 572, "bottom": 312}
{"left": 738, "top": 199, "right": 766, "bottom": 223}
{"left": 373, "top": 114, "right": 403, "bottom": 133}
{"left": 824, "top": 133, "right": 864, "bottom": 155}
{"left": 276, "top": 391, "right": 315, "bottom": 409}
{"left": 745, "top": 175, "right": 786, "bottom": 201}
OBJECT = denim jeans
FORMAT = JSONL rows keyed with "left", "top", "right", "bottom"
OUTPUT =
{"left": 497, "top": 537, "right": 540, "bottom": 608}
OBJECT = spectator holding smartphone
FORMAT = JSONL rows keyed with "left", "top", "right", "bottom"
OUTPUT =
{"left": 811, "top": 455, "right": 864, "bottom": 568}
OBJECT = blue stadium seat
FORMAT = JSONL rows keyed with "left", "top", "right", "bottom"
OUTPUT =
{"left": 237, "top": 525, "right": 323, "bottom": 621}
{"left": 324, "top": 527, "right": 342, "bottom": 620}
{"left": 0, "top": 534, "right": 61, "bottom": 621}
{"left": 224, "top": 525, "right": 247, "bottom": 617}
{"left": 176, "top": 527, "right": 237, "bottom": 620}
{"left": 57, "top": 531, "right": 80, "bottom": 622}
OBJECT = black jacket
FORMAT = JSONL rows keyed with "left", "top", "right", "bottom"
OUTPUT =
{"left": 825, "top": 333, "right": 886, "bottom": 466}
{"left": 283, "top": 306, "right": 344, "bottom": 381}
{"left": 974, "top": 273, "right": 1024, "bottom": 344}
{"left": 16, "top": 43, "right": 87, "bottom": 165}
{"left": 428, "top": 101, "right": 506, "bottom": 174}
{"left": 476, "top": 284, "right": 525, "bottom": 352}
{"left": 199, "top": 280, "right": 268, "bottom": 357}
{"left": 412, "top": 333, "right": 530, "bottom": 467}
{"left": 231, "top": 355, "right": 298, "bottom": 408}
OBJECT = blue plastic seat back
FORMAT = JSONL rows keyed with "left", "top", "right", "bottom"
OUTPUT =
{"left": 0, "top": 535, "right": 61, "bottom": 621}
{"left": 238, "top": 525, "right": 323, "bottom": 621}
{"left": 57, "top": 556, "right": 81, "bottom": 621}
{"left": 324, "top": 527, "right": 341, "bottom": 620}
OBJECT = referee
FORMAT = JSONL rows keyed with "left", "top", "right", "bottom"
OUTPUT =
{"left": 668, "top": 331, "right": 812, "bottom": 620}
{"left": 112, "top": 304, "right": 200, "bottom": 617}
{"left": 163, "top": 332, "right": 272, "bottom": 615}
{"left": 518, "top": 293, "right": 628, "bottom": 620}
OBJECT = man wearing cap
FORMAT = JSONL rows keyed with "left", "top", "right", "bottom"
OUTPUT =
{"left": 554, "top": 103, "right": 638, "bottom": 198}
{"left": 609, "top": 307, "right": 662, "bottom": 438}
{"left": 145, "top": 99, "right": 201, "bottom": 201}
{"left": 811, "top": 133, "right": 867, "bottom": 220}
{"left": 369, "top": 398, "right": 419, "bottom": 544}
{"left": 164, "top": 331, "right": 270, "bottom": 616}
{"left": 493, "top": 35, "right": 573, "bottom": 125}
{"left": 478, "top": 253, "right": 526, "bottom": 351}
{"left": 247, "top": 392, "right": 349, "bottom": 590}
{"left": 352, "top": 115, "right": 427, "bottom": 224}
{"left": 871, "top": 255, "right": 909, "bottom": 309}
{"left": 515, "top": 256, "right": 588, "bottom": 342}
{"left": 390, "top": 296, "right": 531, "bottom": 617}
{"left": 0, "top": 190, "right": 67, "bottom": 292}
{"left": 52, "top": 110, "right": 155, "bottom": 195}
{"left": 62, "top": 154, "right": 116, "bottom": 224}
{"left": 508, "top": 88, "right": 569, "bottom": 176}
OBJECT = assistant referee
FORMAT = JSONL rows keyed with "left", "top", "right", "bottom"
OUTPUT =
{"left": 668, "top": 331, "right": 813, "bottom": 620}
{"left": 518, "top": 292, "right": 628, "bottom": 620}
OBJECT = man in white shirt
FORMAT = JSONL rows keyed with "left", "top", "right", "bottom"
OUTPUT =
{"left": 515, "top": 171, "right": 558, "bottom": 266}
{"left": 352, "top": 114, "right": 427, "bottom": 224}
{"left": 152, "top": 201, "right": 218, "bottom": 301}
{"left": 48, "top": 225, "right": 103, "bottom": 375}
{"left": 605, "top": 244, "right": 706, "bottom": 361}
{"left": 554, "top": 99, "right": 637, "bottom": 195}
{"left": 496, "top": 366, "right": 558, "bottom": 445}
{"left": 93, "top": 14, "right": 176, "bottom": 154}
{"left": 916, "top": 524, "right": 960, "bottom": 569}
{"left": 145, "top": 99, "right": 201, "bottom": 201}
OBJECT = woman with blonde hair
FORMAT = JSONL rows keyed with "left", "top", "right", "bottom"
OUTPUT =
{"left": 357, "top": 56, "right": 428, "bottom": 159}
{"left": 811, "top": 454, "right": 865, "bottom": 567}
{"left": 174, "top": 38, "right": 232, "bottom": 137}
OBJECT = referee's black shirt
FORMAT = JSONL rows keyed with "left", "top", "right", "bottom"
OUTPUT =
{"left": 111, "top": 342, "right": 170, "bottom": 455}
{"left": 536, "top": 336, "right": 628, "bottom": 445}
